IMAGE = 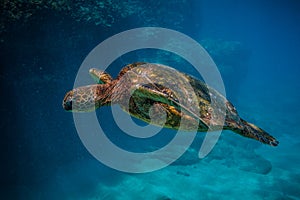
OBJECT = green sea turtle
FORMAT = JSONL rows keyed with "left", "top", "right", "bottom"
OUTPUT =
{"left": 63, "top": 62, "right": 278, "bottom": 146}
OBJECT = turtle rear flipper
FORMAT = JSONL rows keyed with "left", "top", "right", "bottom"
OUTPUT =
{"left": 238, "top": 119, "right": 279, "bottom": 146}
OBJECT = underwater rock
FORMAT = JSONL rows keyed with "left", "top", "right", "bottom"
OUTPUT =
{"left": 203, "top": 133, "right": 273, "bottom": 175}
{"left": 156, "top": 195, "right": 172, "bottom": 200}
{"left": 238, "top": 155, "right": 272, "bottom": 174}
{"left": 146, "top": 132, "right": 272, "bottom": 174}
{"left": 176, "top": 170, "right": 190, "bottom": 177}
{"left": 146, "top": 145, "right": 200, "bottom": 166}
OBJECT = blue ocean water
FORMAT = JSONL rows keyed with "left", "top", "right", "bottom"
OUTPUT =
{"left": 1, "top": 0, "right": 300, "bottom": 199}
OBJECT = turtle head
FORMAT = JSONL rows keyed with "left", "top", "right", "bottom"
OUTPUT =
{"left": 62, "top": 84, "right": 111, "bottom": 112}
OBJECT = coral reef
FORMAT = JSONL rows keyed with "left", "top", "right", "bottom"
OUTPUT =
{"left": 0, "top": 0, "right": 189, "bottom": 40}
{"left": 0, "top": 0, "right": 140, "bottom": 27}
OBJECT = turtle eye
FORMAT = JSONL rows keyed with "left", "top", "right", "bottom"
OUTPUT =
{"left": 64, "top": 100, "right": 73, "bottom": 111}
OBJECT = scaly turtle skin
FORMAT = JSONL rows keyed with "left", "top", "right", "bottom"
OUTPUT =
{"left": 63, "top": 62, "right": 279, "bottom": 146}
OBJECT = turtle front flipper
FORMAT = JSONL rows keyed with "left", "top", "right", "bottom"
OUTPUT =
{"left": 89, "top": 68, "right": 113, "bottom": 84}
{"left": 132, "top": 83, "right": 209, "bottom": 130}
{"left": 236, "top": 119, "right": 279, "bottom": 146}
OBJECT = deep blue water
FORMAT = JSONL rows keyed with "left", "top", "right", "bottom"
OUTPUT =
{"left": 1, "top": 0, "right": 300, "bottom": 199}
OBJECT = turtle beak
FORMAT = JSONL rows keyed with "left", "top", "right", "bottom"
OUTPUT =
{"left": 62, "top": 91, "right": 73, "bottom": 111}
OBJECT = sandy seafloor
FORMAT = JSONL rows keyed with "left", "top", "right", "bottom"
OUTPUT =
{"left": 0, "top": 1, "right": 300, "bottom": 199}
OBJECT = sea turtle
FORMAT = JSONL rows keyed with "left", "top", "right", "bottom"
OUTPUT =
{"left": 63, "top": 62, "right": 278, "bottom": 146}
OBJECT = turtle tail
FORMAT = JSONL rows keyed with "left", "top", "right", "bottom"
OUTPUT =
{"left": 238, "top": 119, "right": 279, "bottom": 146}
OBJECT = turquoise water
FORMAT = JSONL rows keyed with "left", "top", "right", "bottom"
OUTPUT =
{"left": 1, "top": 1, "right": 300, "bottom": 199}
